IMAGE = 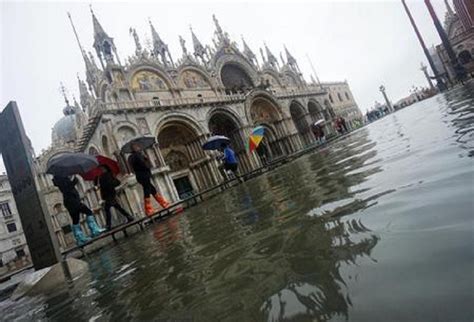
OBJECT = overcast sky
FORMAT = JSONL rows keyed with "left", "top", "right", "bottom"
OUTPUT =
{"left": 1, "top": 0, "right": 449, "bottom": 170}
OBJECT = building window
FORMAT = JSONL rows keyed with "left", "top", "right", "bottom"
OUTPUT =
{"left": 7, "top": 222, "right": 17, "bottom": 233}
{"left": 0, "top": 202, "right": 12, "bottom": 217}
{"left": 345, "top": 92, "right": 350, "bottom": 100}
{"left": 62, "top": 225, "right": 72, "bottom": 235}
{"left": 16, "top": 248, "right": 26, "bottom": 258}
{"left": 337, "top": 93, "right": 343, "bottom": 102}
{"left": 329, "top": 94, "right": 334, "bottom": 103}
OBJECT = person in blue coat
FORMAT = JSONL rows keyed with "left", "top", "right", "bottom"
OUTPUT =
{"left": 220, "top": 143, "right": 240, "bottom": 180}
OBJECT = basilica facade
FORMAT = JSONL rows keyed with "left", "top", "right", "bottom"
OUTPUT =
{"left": 34, "top": 10, "right": 362, "bottom": 251}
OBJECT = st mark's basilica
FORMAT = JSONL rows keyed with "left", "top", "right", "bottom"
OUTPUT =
{"left": 34, "top": 9, "right": 363, "bottom": 250}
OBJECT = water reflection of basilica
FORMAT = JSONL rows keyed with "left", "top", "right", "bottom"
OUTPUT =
{"left": 121, "top": 129, "right": 382, "bottom": 321}
{"left": 23, "top": 128, "right": 383, "bottom": 321}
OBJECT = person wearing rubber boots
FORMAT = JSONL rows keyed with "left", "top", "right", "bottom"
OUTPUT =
{"left": 127, "top": 142, "right": 170, "bottom": 217}
{"left": 53, "top": 175, "right": 105, "bottom": 246}
{"left": 95, "top": 165, "right": 134, "bottom": 230}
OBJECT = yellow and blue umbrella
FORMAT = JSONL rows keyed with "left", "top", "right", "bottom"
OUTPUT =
{"left": 247, "top": 126, "right": 265, "bottom": 153}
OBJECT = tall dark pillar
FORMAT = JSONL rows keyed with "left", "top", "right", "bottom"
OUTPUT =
{"left": 401, "top": 0, "right": 447, "bottom": 91}
{"left": 0, "top": 102, "right": 61, "bottom": 270}
{"left": 424, "top": 0, "right": 467, "bottom": 82}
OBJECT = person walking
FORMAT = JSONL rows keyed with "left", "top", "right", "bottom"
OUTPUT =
{"left": 95, "top": 165, "right": 134, "bottom": 230}
{"left": 220, "top": 143, "right": 240, "bottom": 180}
{"left": 312, "top": 124, "right": 326, "bottom": 144}
{"left": 340, "top": 117, "right": 348, "bottom": 133}
{"left": 128, "top": 142, "right": 170, "bottom": 217}
{"left": 53, "top": 175, "right": 105, "bottom": 246}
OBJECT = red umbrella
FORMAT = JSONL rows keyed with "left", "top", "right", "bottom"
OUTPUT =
{"left": 80, "top": 155, "right": 121, "bottom": 181}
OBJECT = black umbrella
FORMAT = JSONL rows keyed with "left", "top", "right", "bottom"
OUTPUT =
{"left": 46, "top": 152, "right": 99, "bottom": 177}
{"left": 121, "top": 136, "right": 156, "bottom": 154}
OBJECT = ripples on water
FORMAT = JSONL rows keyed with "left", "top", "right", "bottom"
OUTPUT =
{"left": 1, "top": 83, "right": 473, "bottom": 321}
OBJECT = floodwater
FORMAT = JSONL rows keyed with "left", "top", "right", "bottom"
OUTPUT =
{"left": 1, "top": 82, "right": 473, "bottom": 321}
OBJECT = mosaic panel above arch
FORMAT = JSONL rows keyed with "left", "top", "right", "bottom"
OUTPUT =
{"left": 158, "top": 123, "right": 197, "bottom": 149}
{"left": 131, "top": 70, "right": 168, "bottom": 91}
{"left": 250, "top": 98, "right": 281, "bottom": 124}
{"left": 179, "top": 70, "right": 212, "bottom": 89}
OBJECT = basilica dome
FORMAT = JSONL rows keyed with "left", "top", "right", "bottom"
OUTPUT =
{"left": 51, "top": 105, "right": 77, "bottom": 144}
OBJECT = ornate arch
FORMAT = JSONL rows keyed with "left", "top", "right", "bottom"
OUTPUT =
{"left": 206, "top": 106, "right": 244, "bottom": 130}
{"left": 245, "top": 90, "right": 283, "bottom": 124}
{"left": 154, "top": 112, "right": 205, "bottom": 139}
{"left": 261, "top": 69, "right": 284, "bottom": 88}
{"left": 177, "top": 66, "right": 215, "bottom": 90}
{"left": 113, "top": 121, "right": 139, "bottom": 138}
{"left": 290, "top": 99, "right": 308, "bottom": 113}
{"left": 308, "top": 99, "right": 324, "bottom": 112}
{"left": 290, "top": 100, "right": 310, "bottom": 139}
{"left": 214, "top": 54, "right": 260, "bottom": 88}
{"left": 114, "top": 123, "right": 139, "bottom": 147}
{"left": 128, "top": 65, "right": 176, "bottom": 92}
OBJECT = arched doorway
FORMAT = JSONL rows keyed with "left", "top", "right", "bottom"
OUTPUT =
{"left": 308, "top": 100, "right": 333, "bottom": 138}
{"left": 158, "top": 121, "right": 214, "bottom": 198}
{"left": 308, "top": 100, "right": 325, "bottom": 123}
{"left": 290, "top": 101, "right": 311, "bottom": 146}
{"left": 208, "top": 111, "right": 251, "bottom": 173}
{"left": 249, "top": 96, "right": 289, "bottom": 161}
{"left": 209, "top": 112, "right": 242, "bottom": 146}
{"left": 255, "top": 124, "right": 281, "bottom": 164}
{"left": 220, "top": 63, "right": 254, "bottom": 94}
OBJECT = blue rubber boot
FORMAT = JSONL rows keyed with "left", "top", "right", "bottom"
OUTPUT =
{"left": 72, "top": 224, "right": 91, "bottom": 246}
{"left": 86, "top": 215, "right": 105, "bottom": 238}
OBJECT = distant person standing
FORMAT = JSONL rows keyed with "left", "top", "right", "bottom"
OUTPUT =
{"left": 128, "top": 143, "right": 170, "bottom": 217}
{"left": 95, "top": 165, "right": 134, "bottom": 230}
{"left": 340, "top": 117, "right": 348, "bottom": 132}
{"left": 53, "top": 175, "right": 105, "bottom": 246}
{"left": 312, "top": 124, "right": 326, "bottom": 144}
